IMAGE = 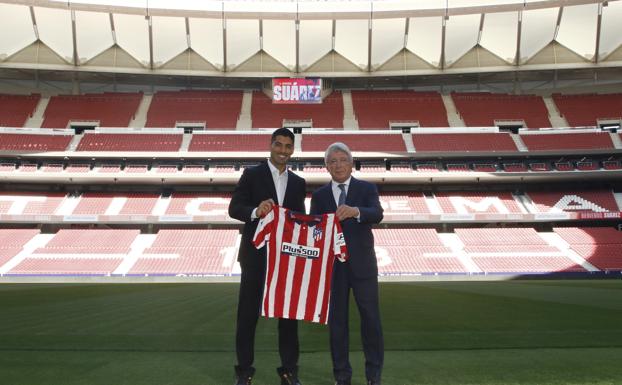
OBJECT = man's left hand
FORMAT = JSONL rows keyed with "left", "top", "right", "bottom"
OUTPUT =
{"left": 336, "top": 205, "right": 359, "bottom": 221}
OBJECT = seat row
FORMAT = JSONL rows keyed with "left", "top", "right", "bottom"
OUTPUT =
{"left": 2, "top": 91, "right": 621, "bottom": 130}
{"left": 0, "top": 190, "right": 619, "bottom": 217}
{"left": 1, "top": 227, "right": 620, "bottom": 276}
{"left": 1, "top": 131, "right": 620, "bottom": 152}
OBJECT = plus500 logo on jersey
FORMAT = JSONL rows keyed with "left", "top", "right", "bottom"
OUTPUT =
{"left": 281, "top": 242, "right": 320, "bottom": 259}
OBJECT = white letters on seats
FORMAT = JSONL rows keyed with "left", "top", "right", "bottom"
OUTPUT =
{"left": 0, "top": 195, "right": 46, "bottom": 215}
{"left": 552, "top": 195, "right": 607, "bottom": 212}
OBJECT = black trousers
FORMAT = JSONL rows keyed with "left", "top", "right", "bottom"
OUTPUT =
{"left": 235, "top": 254, "right": 299, "bottom": 375}
{"left": 329, "top": 262, "right": 384, "bottom": 383}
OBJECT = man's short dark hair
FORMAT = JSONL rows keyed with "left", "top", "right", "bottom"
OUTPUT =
{"left": 271, "top": 128, "right": 295, "bottom": 144}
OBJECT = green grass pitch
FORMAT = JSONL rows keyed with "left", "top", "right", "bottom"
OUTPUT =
{"left": 1, "top": 279, "right": 621, "bottom": 385}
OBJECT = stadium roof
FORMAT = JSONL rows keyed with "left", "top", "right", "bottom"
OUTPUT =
{"left": 0, "top": 0, "right": 620, "bottom": 79}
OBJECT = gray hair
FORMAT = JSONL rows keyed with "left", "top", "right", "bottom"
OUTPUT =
{"left": 324, "top": 142, "right": 353, "bottom": 165}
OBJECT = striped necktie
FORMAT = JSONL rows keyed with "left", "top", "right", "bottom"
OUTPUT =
{"left": 338, "top": 183, "right": 346, "bottom": 206}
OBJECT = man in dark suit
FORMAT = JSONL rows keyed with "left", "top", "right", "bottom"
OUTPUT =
{"left": 228, "top": 128, "right": 306, "bottom": 385}
{"left": 310, "top": 142, "right": 384, "bottom": 385}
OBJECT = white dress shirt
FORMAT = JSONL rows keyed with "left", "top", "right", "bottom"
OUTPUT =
{"left": 252, "top": 159, "right": 288, "bottom": 219}
{"left": 267, "top": 158, "right": 288, "bottom": 206}
{"left": 331, "top": 177, "right": 361, "bottom": 220}
{"left": 331, "top": 177, "right": 351, "bottom": 208}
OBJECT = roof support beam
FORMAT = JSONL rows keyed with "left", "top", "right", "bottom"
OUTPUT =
{"left": 222, "top": 4, "right": 227, "bottom": 72}
{"left": 148, "top": 15, "right": 154, "bottom": 69}
{"left": 368, "top": 3, "right": 373, "bottom": 72}
{"left": 404, "top": 17, "right": 410, "bottom": 48}
{"left": 440, "top": 15, "right": 447, "bottom": 69}
{"left": 29, "top": 6, "right": 39, "bottom": 40}
{"left": 71, "top": 10, "right": 78, "bottom": 66}
{"left": 594, "top": 2, "right": 603, "bottom": 63}
{"left": 109, "top": 13, "right": 116, "bottom": 45}
{"left": 295, "top": 20, "right": 300, "bottom": 73}
{"left": 553, "top": 7, "right": 563, "bottom": 40}
{"left": 515, "top": 10, "right": 523, "bottom": 66}
{"left": 477, "top": 13, "right": 485, "bottom": 44}
{"left": 185, "top": 17, "right": 191, "bottom": 48}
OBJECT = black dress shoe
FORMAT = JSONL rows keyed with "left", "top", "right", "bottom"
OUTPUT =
{"left": 334, "top": 381, "right": 351, "bottom": 385}
{"left": 277, "top": 366, "right": 302, "bottom": 385}
{"left": 278, "top": 371, "right": 302, "bottom": 385}
{"left": 234, "top": 374, "right": 252, "bottom": 385}
{"left": 366, "top": 381, "right": 381, "bottom": 385}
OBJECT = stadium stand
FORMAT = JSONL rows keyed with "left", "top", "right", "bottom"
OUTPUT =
{"left": 41, "top": 92, "right": 142, "bottom": 128}
{"left": 129, "top": 229, "right": 239, "bottom": 275}
{"left": 435, "top": 192, "right": 524, "bottom": 214}
{"left": 0, "top": 94, "right": 40, "bottom": 127}
{"left": 301, "top": 133, "right": 407, "bottom": 152}
{"left": 455, "top": 228, "right": 586, "bottom": 273}
{"left": 0, "top": 192, "right": 66, "bottom": 215}
{"left": 8, "top": 229, "right": 140, "bottom": 275}
{"left": 526, "top": 190, "right": 620, "bottom": 213}
{"left": 554, "top": 227, "right": 622, "bottom": 271}
{"left": 0, "top": 132, "right": 73, "bottom": 152}
{"left": 188, "top": 133, "right": 271, "bottom": 151}
{"left": 520, "top": 132, "right": 614, "bottom": 151}
{"left": 145, "top": 90, "right": 243, "bottom": 129}
{"left": 251, "top": 91, "right": 344, "bottom": 129}
{"left": 451, "top": 92, "right": 551, "bottom": 128}
{"left": 373, "top": 228, "right": 466, "bottom": 274}
{"left": 411, "top": 133, "right": 518, "bottom": 152}
{"left": 0, "top": 229, "right": 39, "bottom": 267}
{"left": 552, "top": 93, "right": 622, "bottom": 127}
{"left": 351, "top": 90, "right": 448, "bottom": 128}
{"left": 76, "top": 132, "right": 183, "bottom": 151}
{"left": 72, "top": 192, "right": 160, "bottom": 215}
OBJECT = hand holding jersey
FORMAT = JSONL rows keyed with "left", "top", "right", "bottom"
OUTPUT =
{"left": 252, "top": 205, "right": 347, "bottom": 324}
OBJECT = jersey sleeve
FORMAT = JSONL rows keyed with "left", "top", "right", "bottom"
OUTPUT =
{"left": 252, "top": 206, "right": 276, "bottom": 249}
{"left": 333, "top": 218, "right": 348, "bottom": 262}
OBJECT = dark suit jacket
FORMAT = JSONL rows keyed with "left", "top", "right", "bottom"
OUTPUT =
{"left": 229, "top": 161, "right": 306, "bottom": 264}
{"left": 310, "top": 176, "right": 383, "bottom": 279}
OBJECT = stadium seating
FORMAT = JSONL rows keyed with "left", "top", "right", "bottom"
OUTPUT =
{"left": 434, "top": 192, "right": 524, "bottom": 214}
{"left": 9, "top": 229, "right": 140, "bottom": 275}
{"left": 380, "top": 192, "right": 431, "bottom": 216}
{"left": 42, "top": 92, "right": 142, "bottom": 128}
{"left": 526, "top": 190, "right": 620, "bottom": 213}
{"left": 411, "top": 133, "right": 518, "bottom": 152}
{"left": 129, "top": 229, "right": 239, "bottom": 275}
{"left": 373, "top": 228, "right": 466, "bottom": 274}
{"left": 76, "top": 133, "right": 183, "bottom": 151}
{"left": 188, "top": 133, "right": 271, "bottom": 151}
{"left": 0, "top": 192, "right": 66, "bottom": 215}
{"left": 302, "top": 133, "right": 407, "bottom": 152}
{"left": 451, "top": 92, "right": 551, "bottom": 128}
{"left": 552, "top": 93, "right": 622, "bottom": 127}
{"left": 145, "top": 90, "right": 243, "bottom": 129}
{"left": 520, "top": 132, "right": 614, "bottom": 151}
{"left": 351, "top": 90, "right": 448, "bottom": 128}
{"left": 455, "top": 228, "right": 585, "bottom": 273}
{"left": 0, "top": 229, "right": 39, "bottom": 267}
{"left": 72, "top": 192, "right": 160, "bottom": 215}
{"left": 0, "top": 133, "right": 73, "bottom": 152}
{"left": 554, "top": 227, "right": 622, "bottom": 271}
{"left": 251, "top": 91, "right": 343, "bottom": 129}
{"left": 0, "top": 94, "right": 40, "bottom": 127}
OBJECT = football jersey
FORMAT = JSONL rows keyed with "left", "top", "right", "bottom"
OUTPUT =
{"left": 253, "top": 205, "right": 348, "bottom": 324}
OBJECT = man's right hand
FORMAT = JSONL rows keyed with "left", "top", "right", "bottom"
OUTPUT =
{"left": 256, "top": 199, "right": 275, "bottom": 218}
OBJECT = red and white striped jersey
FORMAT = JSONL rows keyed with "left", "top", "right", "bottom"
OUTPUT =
{"left": 253, "top": 205, "right": 348, "bottom": 324}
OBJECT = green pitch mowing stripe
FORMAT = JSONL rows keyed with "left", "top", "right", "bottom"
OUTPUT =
{"left": 0, "top": 280, "right": 621, "bottom": 385}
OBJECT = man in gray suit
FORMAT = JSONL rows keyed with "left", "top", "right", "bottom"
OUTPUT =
{"left": 310, "top": 142, "right": 384, "bottom": 385}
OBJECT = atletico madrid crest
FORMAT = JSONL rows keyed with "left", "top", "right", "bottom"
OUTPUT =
{"left": 313, "top": 227, "right": 324, "bottom": 241}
